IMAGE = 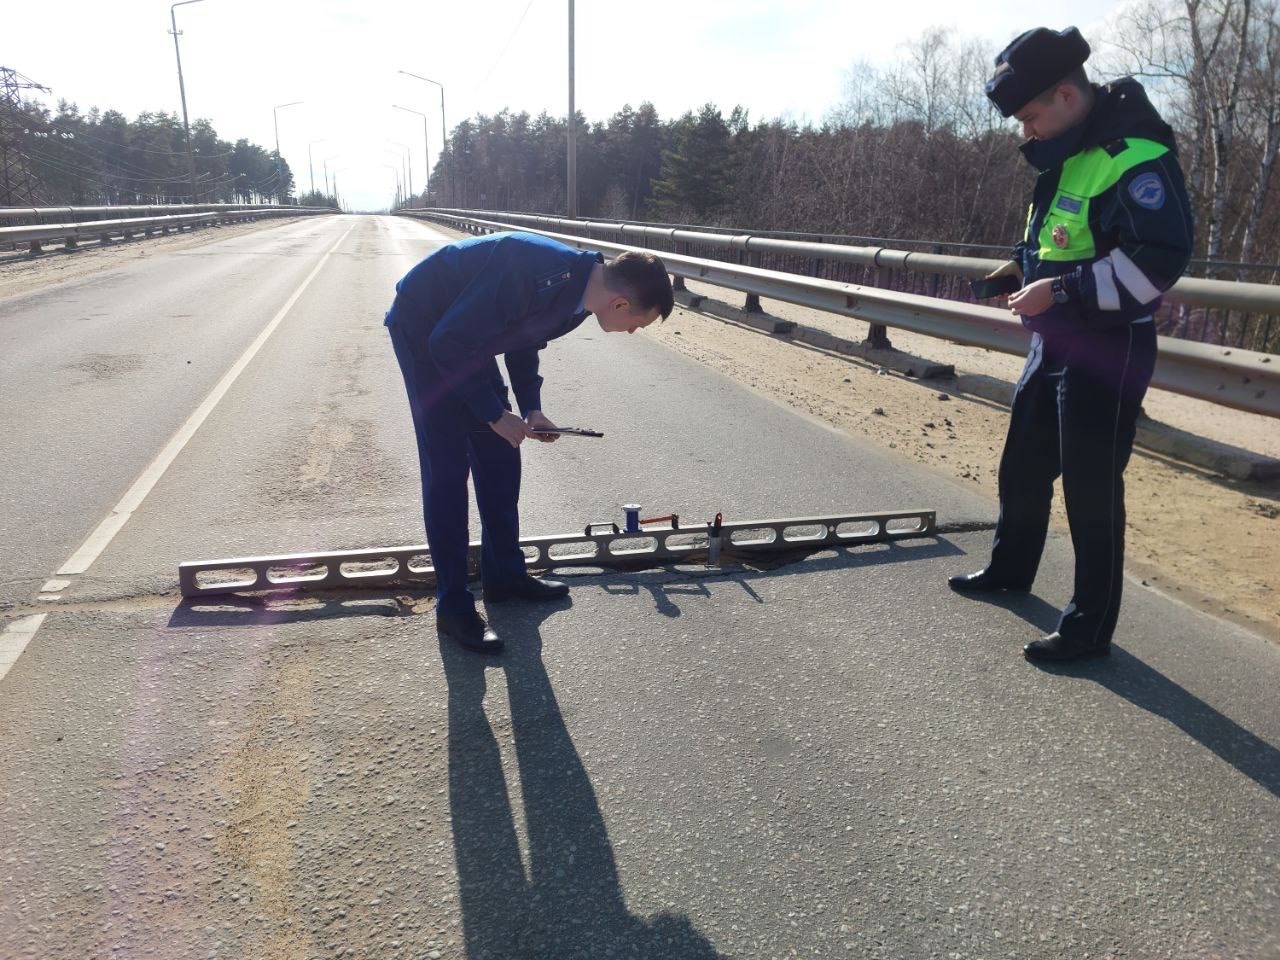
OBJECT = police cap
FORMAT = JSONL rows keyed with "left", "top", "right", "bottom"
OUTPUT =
{"left": 985, "top": 26, "right": 1091, "bottom": 117}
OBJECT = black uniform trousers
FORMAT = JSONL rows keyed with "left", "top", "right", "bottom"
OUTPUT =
{"left": 988, "top": 318, "right": 1157, "bottom": 646}
{"left": 388, "top": 321, "right": 529, "bottom": 618}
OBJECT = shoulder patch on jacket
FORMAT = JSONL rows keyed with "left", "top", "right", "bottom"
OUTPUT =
{"left": 1128, "top": 172, "right": 1166, "bottom": 210}
{"left": 1101, "top": 139, "right": 1128, "bottom": 157}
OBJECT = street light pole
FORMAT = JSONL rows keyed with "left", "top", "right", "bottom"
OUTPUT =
{"left": 322, "top": 155, "right": 340, "bottom": 203}
{"left": 169, "top": 0, "right": 207, "bottom": 204}
{"left": 567, "top": 0, "right": 577, "bottom": 217}
{"left": 386, "top": 140, "right": 412, "bottom": 200}
{"left": 333, "top": 168, "right": 349, "bottom": 210}
{"left": 393, "top": 104, "right": 430, "bottom": 202}
{"left": 307, "top": 138, "right": 326, "bottom": 197}
{"left": 382, "top": 163, "right": 402, "bottom": 209}
{"left": 398, "top": 71, "right": 448, "bottom": 202}
{"left": 272, "top": 100, "right": 303, "bottom": 204}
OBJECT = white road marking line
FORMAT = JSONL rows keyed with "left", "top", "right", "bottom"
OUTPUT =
{"left": 57, "top": 223, "right": 356, "bottom": 577}
{"left": 0, "top": 614, "right": 48, "bottom": 681}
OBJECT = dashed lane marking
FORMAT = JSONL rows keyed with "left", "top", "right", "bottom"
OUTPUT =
{"left": 0, "top": 615, "right": 47, "bottom": 683}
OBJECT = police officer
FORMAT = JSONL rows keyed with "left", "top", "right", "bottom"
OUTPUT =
{"left": 948, "top": 27, "right": 1194, "bottom": 662}
{"left": 385, "top": 231, "right": 674, "bottom": 653}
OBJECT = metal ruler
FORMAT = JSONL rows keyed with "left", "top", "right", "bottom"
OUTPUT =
{"left": 178, "top": 508, "right": 936, "bottom": 598}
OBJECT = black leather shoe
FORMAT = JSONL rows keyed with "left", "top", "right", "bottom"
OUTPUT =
{"left": 483, "top": 574, "right": 570, "bottom": 604}
{"left": 1023, "top": 632, "right": 1110, "bottom": 662}
{"left": 436, "top": 611, "right": 504, "bottom": 653}
{"left": 948, "top": 569, "right": 1032, "bottom": 594}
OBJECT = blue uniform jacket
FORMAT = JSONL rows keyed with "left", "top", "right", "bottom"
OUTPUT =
{"left": 385, "top": 231, "right": 603, "bottom": 424}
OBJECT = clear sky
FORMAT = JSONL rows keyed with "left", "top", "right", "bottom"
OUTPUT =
{"left": 7, "top": 1, "right": 1124, "bottom": 212}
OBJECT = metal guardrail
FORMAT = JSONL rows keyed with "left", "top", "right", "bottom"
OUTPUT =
{"left": 402, "top": 210, "right": 1280, "bottom": 419}
{"left": 179, "top": 509, "right": 937, "bottom": 597}
{"left": 1, "top": 204, "right": 337, "bottom": 253}
{"left": 475, "top": 212, "right": 1279, "bottom": 281}
{"left": 419, "top": 208, "right": 1280, "bottom": 317}
{"left": 0, "top": 203, "right": 334, "bottom": 222}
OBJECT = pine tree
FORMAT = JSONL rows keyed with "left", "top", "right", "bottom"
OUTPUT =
{"left": 648, "top": 103, "right": 732, "bottom": 221}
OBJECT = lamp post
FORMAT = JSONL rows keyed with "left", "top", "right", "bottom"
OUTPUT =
{"left": 322, "top": 155, "right": 340, "bottom": 203}
{"left": 382, "top": 163, "right": 402, "bottom": 209}
{"left": 386, "top": 139, "right": 412, "bottom": 201}
{"left": 332, "top": 168, "right": 349, "bottom": 210}
{"left": 392, "top": 104, "right": 430, "bottom": 202}
{"left": 169, "top": 0, "right": 207, "bottom": 204}
{"left": 398, "top": 70, "right": 448, "bottom": 201}
{"left": 307, "top": 138, "right": 326, "bottom": 197}
{"left": 567, "top": 0, "right": 577, "bottom": 217}
{"left": 272, "top": 100, "right": 303, "bottom": 204}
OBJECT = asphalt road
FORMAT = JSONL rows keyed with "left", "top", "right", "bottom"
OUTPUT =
{"left": 1, "top": 215, "right": 1276, "bottom": 960}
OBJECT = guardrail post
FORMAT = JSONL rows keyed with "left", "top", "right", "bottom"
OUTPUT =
{"left": 63, "top": 237, "right": 79, "bottom": 251}
{"left": 672, "top": 241, "right": 688, "bottom": 291}
{"left": 743, "top": 250, "right": 763, "bottom": 313}
{"left": 98, "top": 231, "right": 113, "bottom": 246}
{"left": 27, "top": 240, "right": 43, "bottom": 255}
{"left": 866, "top": 265, "right": 893, "bottom": 349}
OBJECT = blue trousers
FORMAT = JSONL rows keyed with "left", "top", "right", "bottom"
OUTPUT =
{"left": 388, "top": 322, "right": 528, "bottom": 616}
{"left": 989, "top": 320, "right": 1157, "bottom": 645}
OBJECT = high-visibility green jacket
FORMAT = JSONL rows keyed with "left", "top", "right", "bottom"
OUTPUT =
{"left": 1014, "top": 78, "right": 1193, "bottom": 329}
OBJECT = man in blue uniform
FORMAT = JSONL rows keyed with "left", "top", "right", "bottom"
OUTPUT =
{"left": 948, "top": 27, "right": 1194, "bottom": 662}
{"left": 386, "top": 231, "right": 674, "bottom": 653}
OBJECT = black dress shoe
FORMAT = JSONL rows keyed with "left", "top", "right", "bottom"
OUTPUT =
{"left": 436, "top": 611, "right": 504, "bottom": 653}
{"left": 947, "top": 569, "right": 1033, "bottom": 594}
{"left": 1023, "top": 632, "right": 1110, "bottom": 662}
{"left": 483, "top": 574, "right": 570, "bottom": 604}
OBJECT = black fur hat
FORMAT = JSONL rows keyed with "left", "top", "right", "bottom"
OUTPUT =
{"left": 985, "top": 26, "right": 1091, "bottom": 117}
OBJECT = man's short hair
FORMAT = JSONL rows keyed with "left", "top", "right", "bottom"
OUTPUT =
{"left": 1035, "top": 65, "right": 1091, "bottom": 105}
{"left": 603, "top": 250, "right": 675, "bottom": 320}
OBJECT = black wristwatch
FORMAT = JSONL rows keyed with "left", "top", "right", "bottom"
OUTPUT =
{"left": 1051, "top": 276, "right": 1070, "bottom": 305}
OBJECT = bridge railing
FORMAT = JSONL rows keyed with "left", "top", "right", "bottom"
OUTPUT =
{"left": 399, "top": 208, "right": 1280, "bottom": 420}
{"left": 412, "top": 208, "right": 1280, "bottom": 355}
{"left": 0, "top": 204, "right": 338, "bottom": 254}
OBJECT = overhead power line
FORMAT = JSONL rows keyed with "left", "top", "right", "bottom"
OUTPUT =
{"left": 474, "top": 0, "right": 537, "bottom": 91}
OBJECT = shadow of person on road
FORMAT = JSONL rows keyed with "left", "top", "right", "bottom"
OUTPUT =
{"left": 441, "top": 598, "right": 724, "bottom": 960}
{"left": 1032, "top": 646, "right": 1280, "bottom": 799}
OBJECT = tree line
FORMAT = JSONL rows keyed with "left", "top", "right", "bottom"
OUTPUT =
{"left": 11, "top": 99, "right": 321, "bottom": 206}
{"left": 426, "top": 1, "right": 1279, "bottom": 274}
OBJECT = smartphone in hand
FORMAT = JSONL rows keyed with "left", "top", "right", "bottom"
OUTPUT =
{"left": 969, "top": 274, "right": 1021, "bottom": 299}
{"left": 528, "top": 426, "right": 604, "bottom": 438}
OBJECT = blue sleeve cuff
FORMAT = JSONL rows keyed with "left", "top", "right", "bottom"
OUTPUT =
{"left": 464, "top": 389, "right": 507, "bottom": 426}
{"left": 504, "top": 348, "right": 544, "bottom": 416}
